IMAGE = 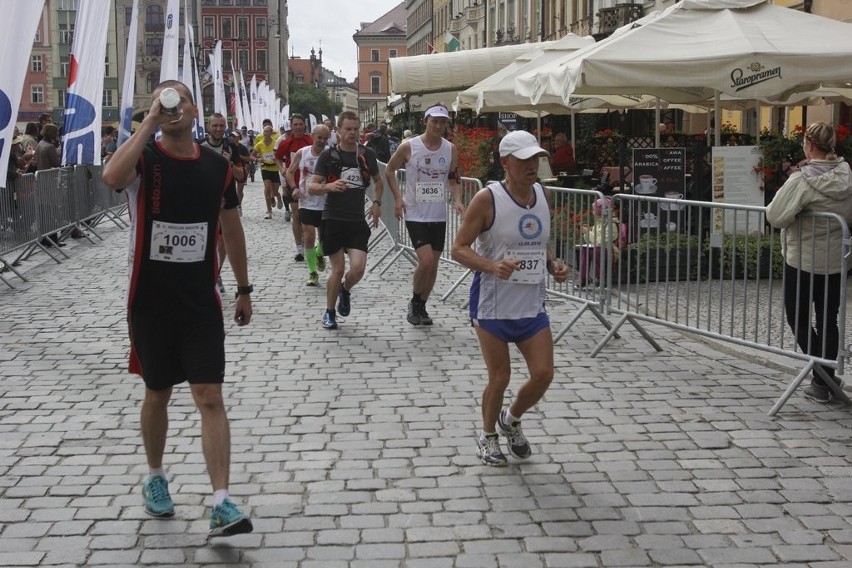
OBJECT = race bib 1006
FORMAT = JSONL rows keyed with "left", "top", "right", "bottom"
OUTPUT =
{"left": 415, "top": 181, "right": 445, "bottom": 203}
{"left": 506, "top": 248, "right": 545, "bottom": 285}
{"left": 150, "top": 221, "right": 208, "bottom": 263}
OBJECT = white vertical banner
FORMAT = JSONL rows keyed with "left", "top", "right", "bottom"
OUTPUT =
{"left": 239, "top": 70, "right": 252, "bottom": 131}
{"left": 62, "top": 0, "right": 111, "bottom": 166}
{"left": 249, "top": 75, "right": 259, "bottom": 130}
{"left": 179, "top": 3, "right": 191, "bottom": 89}
{"left": 212, "top": 41, "right": 227, "bottom": 117}
{"left": 267, "top": 88, "right": 276, "bottom": 127}
{"left": 187, "top": 22, "right": 204, "bottom": 139}
{"left": 0, "top": 0, "right": 45, "bottom": 187}
{"left": 230, "top": 62, "right": 245, "bottom": 129}
{"left": 118, "top": 0, "right": 140, "bottom": 146}
{"left": 159, "top": 0, "right": 180, "bottom": 82}
{"left": 257, "top": 81, "right": 268, "bottom": 126}
{"left": 308, "top": 114, "right": 317, "bottom": 131}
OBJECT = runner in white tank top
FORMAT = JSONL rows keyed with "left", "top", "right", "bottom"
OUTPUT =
{"left": 286, "top": 124, "right": 330, "bottom": 286}
{"left": 451, "top": 130, "right": 569, "bottom": 467}
{"left": 384, "top": 103, "right": 464, "bottom": 326}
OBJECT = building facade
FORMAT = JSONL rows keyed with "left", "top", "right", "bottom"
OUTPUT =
{"left": 406, "top": 0, "right": 433, "bottom": 56}
{"left": 19, "top": 4, "right": 52, "bottom": 125}
{"left": 353, "top": 1, "right": 407, "bottom": 125}
{"left": 18, "top": 0, "right": 290, "bottom": 128}
{"left": 18, "top": 0, "right": 120, "bottom": 127}
{"left": 289, "top": 48, "right": 323, "bottom": 88}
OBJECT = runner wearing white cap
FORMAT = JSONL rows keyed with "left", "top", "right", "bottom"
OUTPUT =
{"left": 452, "top": 129, "right": 569, "bottom": 466}
{"left": 385, "top": 103, "right": 464, "bottom": 325}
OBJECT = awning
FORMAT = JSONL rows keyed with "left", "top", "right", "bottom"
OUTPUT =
{"left": 388, "top": 41, "right": 557, "bottom": 98}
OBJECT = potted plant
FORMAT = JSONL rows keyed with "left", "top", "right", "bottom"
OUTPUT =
{"left": 550, "top": 197, "right": 594, "bottom": 260}
{"left": 706, "top": 232, "right": 783, "bottom": 280}
{"left": 754, "top": 126, "right": 805, "bottom": 200}
{"left": 453, "top": 125, "right": 499, "bottom": 184}
{"left": 622, "top": 232, "right": 702, "bottom": 283}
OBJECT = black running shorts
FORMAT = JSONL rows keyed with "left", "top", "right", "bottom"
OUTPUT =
{"left": 321, "top": 219, "right": 370, "bottom": 255}
{"left": 299, "top": 208, "right": 323, "bottom": 227}
{"left": 405, "top": 220, "right": 446, "bottom": 252}
{"left": 129, "top": 311, "right": 226, "bottom": 391}
{"left": 261, "top": 169, "right": 280, "bottom": 184}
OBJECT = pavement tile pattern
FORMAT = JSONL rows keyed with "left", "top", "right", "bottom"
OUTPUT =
{"left": 1, "top": 180, "right": 852, "bottom": 567}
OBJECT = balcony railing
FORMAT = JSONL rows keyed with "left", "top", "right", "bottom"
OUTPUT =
{"left": 448, "top": 18, "right": 462, "bottom": 33}
{"left": 597, "top": 3, "right": 644, "bottom": 37}
{"left": 465, "top": 6, "right": 484, "bottom": 22}
{"left": 494, "top": 27, "right": 519, "bottom": 46}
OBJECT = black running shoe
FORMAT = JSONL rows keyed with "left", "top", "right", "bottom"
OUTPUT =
{"left": 337, "top": 287, "right": 351, "bottom": 316}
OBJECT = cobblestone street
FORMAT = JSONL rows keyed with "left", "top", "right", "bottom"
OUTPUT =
{"left": 1, "top": 181, "right": 852, "bottom": 567}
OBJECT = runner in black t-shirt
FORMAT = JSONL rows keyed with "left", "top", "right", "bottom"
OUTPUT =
{"left": 308, "top": 110, "right": 385, "bottom": 330}
{"left": 102, "top": 80, "right": 254, "bottom": 539}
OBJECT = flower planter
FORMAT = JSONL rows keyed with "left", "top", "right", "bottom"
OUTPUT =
{"left": 620, "top": 246, "right": 704, "bottom": 283}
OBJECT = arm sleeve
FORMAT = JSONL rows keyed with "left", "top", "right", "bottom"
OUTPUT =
{"left": 766, "top": 175, "right": 805, "bottom": 229}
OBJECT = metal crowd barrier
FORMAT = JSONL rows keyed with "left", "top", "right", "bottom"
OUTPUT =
{"left": 589, "top": 193, "right": 850, "bottom": 414}
{"left": 366, "top": 167, "right": 483, "bottom": 287}
{"left": 366, "top": 163, "right": 418, "bottom": 273}
{"left": 543, "top": 185, "right": 621, "bottom": 344}
{"left": 0, "top": 165, "right": 128, "bottom": 288}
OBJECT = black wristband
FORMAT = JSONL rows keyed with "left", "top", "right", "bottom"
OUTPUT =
{"left": 235, "top": 284, "right": 253, "bottom": 298}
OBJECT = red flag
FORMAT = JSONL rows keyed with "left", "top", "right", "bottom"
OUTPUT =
{"left": 427, "top": 43, "right": 436, "bottom": 54}
{"left": 229, "top": 92, "right": 236, "bottom": 117}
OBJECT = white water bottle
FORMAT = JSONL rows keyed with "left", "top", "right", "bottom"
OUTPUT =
{"left": 159, "top": 87, "right": 181, "bottom": 116}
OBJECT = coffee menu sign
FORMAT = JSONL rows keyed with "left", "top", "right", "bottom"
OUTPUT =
{"left": 631, "top": 148, "right": 686, "bottom": 195}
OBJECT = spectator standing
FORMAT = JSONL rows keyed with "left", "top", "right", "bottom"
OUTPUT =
{"left": 35, "top": 124, "right": 60, "bottom": 171}
{"left": 20, "top": 123, "right": 39, "bottom": 156}
{"left": 766, "top": 121, "right": 852, "bottom": 403}
{"left": 367, "top": 122, "right": 392, "bottom": 163}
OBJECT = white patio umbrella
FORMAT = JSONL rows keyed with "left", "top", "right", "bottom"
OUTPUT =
{"left": 454, "top": 33, "right": 595, "bottom": 114}
{"left": 454, "top": 34, "right": 660, "bottom": 145}
{"left": 516, "top": 0, "right": 852, "bottom": 144}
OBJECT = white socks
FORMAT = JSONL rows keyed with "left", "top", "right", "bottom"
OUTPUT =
{"left": 213, "top": 489, "right": 229, "bottom": 507}
{"left": 148, "top": 468, "right": 165, "bottom": 480}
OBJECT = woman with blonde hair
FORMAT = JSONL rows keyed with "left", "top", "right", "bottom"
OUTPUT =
{"left": 767, "top": 121, "right": 852, "bottom": 403}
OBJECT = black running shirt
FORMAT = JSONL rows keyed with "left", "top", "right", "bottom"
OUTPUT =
{"left": 125, "top": 141, "right": 238, "bottom": 319}
{"left": 313, "top": 144, "right": 379, "bottom": 222}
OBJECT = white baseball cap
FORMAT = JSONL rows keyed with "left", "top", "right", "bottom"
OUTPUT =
{"left": 424, "top": 104, "right": 450, "bottom": 119}
{"left": 499, "top": 130, "right": 549, "bottom": 159}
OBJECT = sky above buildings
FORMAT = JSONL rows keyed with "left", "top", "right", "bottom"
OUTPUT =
{"left": 288, "top": 0, "right": 401, "bottom": 84}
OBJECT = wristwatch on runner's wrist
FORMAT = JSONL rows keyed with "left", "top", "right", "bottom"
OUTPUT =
{"left": 235, "top": 284, "right": 253, "bottom": 299}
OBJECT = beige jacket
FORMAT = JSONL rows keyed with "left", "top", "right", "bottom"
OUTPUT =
{"left": 766, "top": 159, "right": 852, "bottom": 274}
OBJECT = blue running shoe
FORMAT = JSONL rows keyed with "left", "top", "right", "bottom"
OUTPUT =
{"left": 142, "top": 475, "right": 175, "bottom": 517}
{"left": 337, "top": 286, "right": 351, "bottom": 316}
{"left": 209, "top": 499, "right": 253, "bottom": 538}
{"left": 322, "top": 310, "right": 338, "bottom": 330}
